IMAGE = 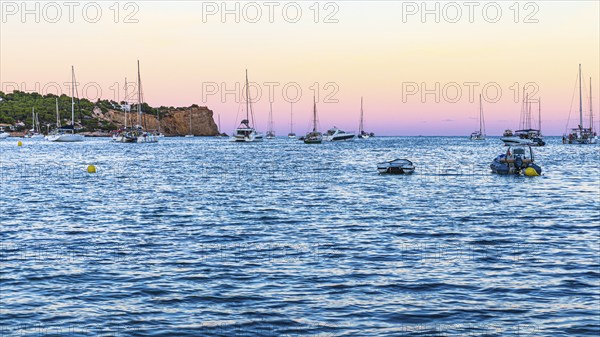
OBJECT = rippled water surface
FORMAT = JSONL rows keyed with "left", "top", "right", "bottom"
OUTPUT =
{"left": 1, "top": 136, "right": 598, "bottom": 336}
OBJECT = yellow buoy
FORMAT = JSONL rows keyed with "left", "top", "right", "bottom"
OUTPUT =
{"left": 17, "top": 141, "right": 22, "bottom": 147}
{"left": 87, "top": 165, "right": 97, "bottom": 173}
{"left": 524, "top": 167, "right": 539, "bottom": 176}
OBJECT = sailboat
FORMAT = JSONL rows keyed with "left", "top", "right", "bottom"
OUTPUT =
{"left": 215, "top": 114, "right": 224, "bottom": 137}
{"left": 469, "top": 94, "right": 486, "bottom": 140}
{"left": 564, "top": 65, "right": 597, "bottom": 144}
{"left": 266, "top": 102, "right": 275, "bottom": 139}
{"left": 25, "top": 107, "right": 44, "bottom": 139}
{"left": 230, "top": 70, "right": 264, "bottom": 142}
{"left": 185, "top": 109, "right": 194, "bottom": 137}
{"left": 112, "top": 78, "right": 130, "bottom": 142}
{"left": 287, "top": 102, "right": 296, "bottom": 139}
{"left": 46, "top": 66, "right": 85, "bottom": 142}
{"left": 501, "top": 88, "right": 545, "bottom": 146}
{"left": 357, "top": 97, "right": 374, "bottom": 139}
{"left": 113, "top": 61, "right": 158, "bottom": 143}
{"left": 304, "top": 96, "right": 322, "bottom": 144}
{"left": 155, "top": 109, "right": 165, "bottom": 138}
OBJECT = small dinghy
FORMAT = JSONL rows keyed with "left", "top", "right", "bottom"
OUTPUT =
{"left": 490, "top": 145, "right": 542, "bottom": 176}
{"left": 377, "top": 159, "right": 415, "bottom": 174}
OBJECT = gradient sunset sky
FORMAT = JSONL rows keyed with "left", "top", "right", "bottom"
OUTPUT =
{"left": 1, "top": 1, "right": 598, "bottom": 135}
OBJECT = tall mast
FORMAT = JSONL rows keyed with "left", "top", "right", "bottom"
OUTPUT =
{"left": 590, "top": 77, "right": 593, "bottom": 130}
{"left": 32, "top": 107, "right": 35, "bottom": 131}
{"left": 520, "top": 87, "right": 525, "bottom": 129}
{"left": 245, "top": 69, "right": 250, "bottom": 123}
{"left": 359, "top": 97, "right": 364, "bottom": 134}
{"left": 538, "top": 98, "right": 541, "bottom": 132}
{"left": 55, "top": 98, "right": 60, "bottom": 127}
{"left": 189, "top": 108, "right": 192, "bottom": 135}
{"left": 124, "top": 77, "right": 128, "bottom": 128}
{"left": 157, "top": 109, "right": 161, "bottom": 133}
{"left": 524, "top": 93, "right": 530, "bottom": 129}
{"left": 579, "top": 64, "right": 583, "bottom": 128}
{"left": 137, "top": 60, "right": 142, "bottom": 127}
{"left": 479, "top": 94, "right": 483, "bottom": 134}
{"left": 71, "top": 66, "right": 75, "bottom": 132}
{"left": 269, "top": 102, "right": 273, "bottom": 133}
{"left": 313, "top": 96, "right": 317, "bottom": 132}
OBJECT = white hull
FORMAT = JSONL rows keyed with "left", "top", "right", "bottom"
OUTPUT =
{"left": 324, "top": 133, "right": 355, "bottom": 141}
{"left": 230, "top": 134, "right": 264, "bottom": 142}
{"left": 574, "top": 137, "right": 598, "bottom": 144}
{"left": 500, "top": 136, "right": 533, "bottom": 146}
{"left": 46, "top": 133, "right": 85, "bottom": 142}
{"left": 136, "top": 134, "right": 158, "bottom": 143}
{"left": 0, "top": 133, "right": 9, "bottom": 139}
{"left": 323, "top": 128, "right": 355, "bottom": 141}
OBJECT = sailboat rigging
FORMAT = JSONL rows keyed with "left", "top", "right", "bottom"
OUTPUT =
{"left": 230, "top": 69, "right": 264, "bottom": 142}
{"left": 564, "top": 64, "right": 597, "bottom": 144}
{"left": 304, "top": 96, "right": 322, "bottom": 144}
{"left": 46, "top": 66, "right": 85, "bottom": 142}
{"left": 266, "top": 102, "right": 275, "bottom": 139}
{"left": 288, "top": 102, "right": 296, "bottom": 139}
{"left": 469, "top": 94, "right": 486, "bottom": 140}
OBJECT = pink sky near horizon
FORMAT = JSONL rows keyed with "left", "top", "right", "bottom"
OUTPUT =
{"left": 1, "top": 1, "right": 598, "bottom": 136}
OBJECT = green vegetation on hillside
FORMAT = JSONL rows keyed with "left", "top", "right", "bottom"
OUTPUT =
{"left": 0, "top": 91, "right": 174, "bottom": 132}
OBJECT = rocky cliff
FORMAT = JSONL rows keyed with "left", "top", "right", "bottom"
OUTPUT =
{"left": 95, "top": 106, "right": 219, "bottom": 136}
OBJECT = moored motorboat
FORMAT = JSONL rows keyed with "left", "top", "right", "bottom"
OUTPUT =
{"left": 377, "top": 159, "right": 415, "bottom": 174}
{"left": 0, "top": 127, "right": 9, "bottom": 139}
{"left": 323, "top": 127, "right": 355, "bottom": 141}
{"left": 490, "top": 145, "right": 542, "bottom": 176}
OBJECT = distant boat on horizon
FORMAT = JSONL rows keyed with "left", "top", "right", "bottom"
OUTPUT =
{"left": 266, "top": 102, "right": 275, "bottom": 139}
{"left": 288, "top": 102, "right": 296, "bottom": 139}
{"left": 564, "top": 64, "right": 597, "bottom": 144}
{"left": 469, "top": 94, "right": 485, "bottom": 141}
{"left": 304, "top": 96, "right": 322, "bottom": 144}
{"left": 357, "top": 97, "right": 374, "bottom": 139}
{"left": 46, "top": 66, "right": 85, "bottom": 142}
{"left": 230, "top": 70, "right": 264, "bottom": 142}
{"left": 112, "top": 61, "right": 158, "bottom": 143}
{"left": 185, "top": 107, "right": 194, "bottom": 137}
{"left": 501, "top": 86, "right": 545, "bottom": 146}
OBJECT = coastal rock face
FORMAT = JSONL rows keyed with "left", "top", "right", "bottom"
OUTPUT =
{"left": 99, "top": 106, "right": 219, "bottom": 136}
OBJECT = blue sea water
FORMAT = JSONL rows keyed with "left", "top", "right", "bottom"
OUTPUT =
{"left": 0, "top": 136, "right": 598, "bottom": 336}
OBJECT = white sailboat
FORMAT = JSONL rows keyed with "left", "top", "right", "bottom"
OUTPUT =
{"left": 25, "top": 107, "right": 44, "bottom": 139}
{"left": 304, "top": 96, "right": 323, "bottom": 144}
{"left": 215, "top": 114, "right": 223, "bottom": 137}
{"left": 112, "top": 78, "right": 131, "bottom": 142}
{"left": 266, "top": 102, "right": 275, "bottom": 139}
{"left": 230, "top": 70, "right": 264, "bottom": 142}
{"left": 185, "top": 108, "right": 194, "bottom": 137}
{"left": 155, "top": 109, "right": 165, "bottom": 138}
{"left": 287, "top": 102, "right": 296, "bottom": 139}
{"left": 113, "top": 61, "right": 158, "bottom": 143}
{"left": 469, "top": 94, "right": 486, "bottom": 140}
{"left": 46, "top": 66, "right": 85, "bottom": 142}
{"left": 357, "top": 97, "right": 374, "bottom": 139}
{"left": 501, "top": 93, "right": 545, "bottom": 146}
{"left": 564, "top": 65, "right": 597, "bottom": 144}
